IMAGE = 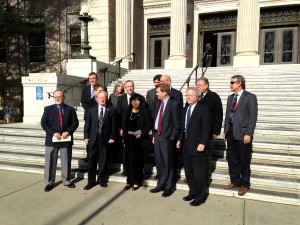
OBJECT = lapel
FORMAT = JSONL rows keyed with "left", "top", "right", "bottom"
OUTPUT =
{"left": 103, "top": 105, "right": 111, "bottom": 123}
{"left": 162, "top": 98, "right": 172, "bottom": 118}
{"left": 62, "top": 105, "right": 70, "bottom": 127}
{"left": 187, "top": 102, "right": 199, "bottom": 130}
{"left": 235, "top": 91, "right": 246, "bottom": 110}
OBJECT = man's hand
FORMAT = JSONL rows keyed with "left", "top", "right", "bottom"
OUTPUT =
{"left": 243, "top": 135, "right": 251, "bottom": 144}
{"left": 54, "top": 132, "right": 61, "bottom": 140}
{"left": 84, "top": 138, "right": 90, "bottom": 145}
{"left": 62, "top": 132, "right": 69, "bottom": 139}
{"left": 197, "top": 144, "right": 205, "bottom": 152}
{"left": 135, "top": 134, "right": 141, "bottom": 139}
{"left": 108, "top": 139, "right": 115, "bottom": 144}
{"left": 119, "top": 129, "right": 123, "bottom": 136}
{"left": 152, "top": 137, "right": 155, "bottom": 144}
{"left": 176, "top": 141, "right": 181, "bottom": 149}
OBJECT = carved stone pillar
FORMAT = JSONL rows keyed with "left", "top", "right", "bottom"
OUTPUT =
{"left": 165, "top": 0, "right": 187, "bottom": 69}
{"left": 115, "top": 0, "right": 132, "bottom": 68}
{"left": 234, "top": 0, "right": 260, "bottom": 66}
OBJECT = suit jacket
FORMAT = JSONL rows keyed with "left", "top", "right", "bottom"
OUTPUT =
{"left": 199, "top": 89, "right": 223, "bottom": 137}
{"left": 41, "top": 104, "right": 79, "bottom": 148}
{"left": 179, "top": 102, "right": 210, "bottom": 156}
{"left": 146, "top": 88, "right": 156, "bottom": 118}
{"left": 81, "top": 85, "right": 97, "bottom": 111}
{"left": 154, "top": 97, "right": 181, "bottom": 140}
{"left": 152, "top": 87, "right": 183, "bottom": 118}
{"left": 224, "top": 90, "right": 258, "bottom": 140}
{"left": 84, "top": 104, "right": 117, "bottom": 147}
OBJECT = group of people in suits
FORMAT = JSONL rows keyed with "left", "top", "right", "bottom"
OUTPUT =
{"left": 41, "top": 71, "right": 257, "bottom": 206}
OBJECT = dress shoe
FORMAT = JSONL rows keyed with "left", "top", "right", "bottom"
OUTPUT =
{"left": 150, "top": 187, "right": 164, "bottom": 193}
{"left": 132, "top": 185, "right": 140, "bottom": 191}
{"left": 183, "top": 195, "right": 194, "bottom": 201}
{"left": 190, "top": 199, "right": 203, "bottom": 206}
{"left": 65, "top": 183, "right": 76, "bottom": 188}
{"left": 124, "top": 184, "right": 133, "bottom": 191}
{"left": 238, "top": 186, "right": 249, "bottom": 196}
{"left": 83, "top": 183, "right": 95, "bottom": 190}
{"left": 162, "top": 189, "right": 174, "bottom": 197}
{"left": 121, "top": 170, "right": 127, "bottom": 176}
{"left": 99, "top": 181, "right": 108, "bottom": 188}
{"left": 44, "top": 184, "right": 54, "bottom": 192}
{"left": 224, "top": 183, "right": 238, "bottom": 189}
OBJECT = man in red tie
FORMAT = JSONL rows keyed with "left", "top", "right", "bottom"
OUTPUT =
{"left": 41, "top": 90, "right": 79, "bottom": 192}
{"left": 150, "top": 83, "right": 181, "bottom": 197}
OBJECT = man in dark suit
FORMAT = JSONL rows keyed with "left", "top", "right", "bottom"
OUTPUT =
{"left": 177, "top": 87, "right": 210, "bottom": 206}
{"left": 84, "top": 91, "right": 117, "bottom": 190}
{"left": 196, "top": 77, "right": 223, "bottom": 186}
{"left": 146, "top": 74, "right": 161, "bottom": 120}
{"left": 81, "top": 72, "right": 99, "bottom": 162}
{"left": 224, "top": 75, "right": 258, "bottom": 196}
{"left": 150, "top": 83, "right": 181, "bottom": 197}
{"left": 41, "top": 90, "right": 79, "bottom": 192}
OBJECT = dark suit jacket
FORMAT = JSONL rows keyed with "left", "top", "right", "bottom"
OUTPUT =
{"left": 154, "top": 97, "right": 181, "bottom": 140}
{"left": 81, "top": 85, "right": 97, "bottom": 111}
{"left": 199, "top": 89, "right": 223, "bottom": 137}
{"left": 179, "top": 102, "right": 210, "bottom": 156}
{"left": 84, "top": 104, "right": 117, "bottom": 147}
{"left": 153, "top": 87, "right": 183, "bottom": 118}
{"left": 41, "top": 104, "right": 79, "bottom": 148}
{"left": 224, "top": 90, "right": 258, "bottom": 140}
{"left": 146, "top": 88, "right": 156, "bottom": 119}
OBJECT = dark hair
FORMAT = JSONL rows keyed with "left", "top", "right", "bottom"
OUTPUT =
{"left": 129, "top": 93, "right": 146, "bottom": 110}
{"left": 88, "top": 72, "right": 98, "bottom": 80}
{"left": 196, "top": 77, "right": 209, "bottom": 87}
{"left": 153, "top": 74, "right": 162, "bottom": 82}
{"left": 231, "top": 75, "right": 246, "bottom": 89}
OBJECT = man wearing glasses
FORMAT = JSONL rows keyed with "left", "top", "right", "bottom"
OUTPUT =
{"left": 41, "top": 90, "right": 79, "bottom": 192}
{"left": 224, "top": 75, "right": 258, "bottom": 196}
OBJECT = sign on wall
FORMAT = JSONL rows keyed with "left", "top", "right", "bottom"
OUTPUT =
{"left": 36, "top": 86, "right": 43, "bottom": 100}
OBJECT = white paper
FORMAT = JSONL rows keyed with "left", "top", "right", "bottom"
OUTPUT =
{"left": 52, "top": 135, "right": 71, "bottom": 142}
{"left": 128, "top": 130, "right": 142, "bottom": 135}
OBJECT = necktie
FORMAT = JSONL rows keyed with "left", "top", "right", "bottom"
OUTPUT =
{"left": 157, "top": 101, "right": 164, "bottom": 136}
{"left": 228, "top": 94, "right": 238, "bottom": 124}
{"left": 185, "top": 106, "right": 191, "bottom": 139}
{"left": 99, "top": 107, "right": 104, "bottom": 134}
{"left": 200, "top": 93, "right": 204, "bottom": 99}
{"left": 231, "top": 94, "right": 238, "bottom": 109}
{"left": 58, "top": 107, "right": 63, "bottom": 129}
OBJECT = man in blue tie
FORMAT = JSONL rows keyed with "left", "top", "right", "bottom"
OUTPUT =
{"left": 176, "top": 87, "right": 210, "bottom": 206}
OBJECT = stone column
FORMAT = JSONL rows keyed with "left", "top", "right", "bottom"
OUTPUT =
{"left": 165, "top": 0, "right": 187, "bottom": 69}
{"left": 115, "top": 0, "right": 132, "bottom": 69}
{"left": 233, "top": 0, "right": 260, "bottom": 66}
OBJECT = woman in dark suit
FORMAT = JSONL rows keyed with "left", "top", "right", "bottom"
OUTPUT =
{"left": 123, "top": 93, "right": 151, "bottom": 191}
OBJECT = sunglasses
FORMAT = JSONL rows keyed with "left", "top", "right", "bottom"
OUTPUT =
{"left": 230, "top": 81, "right": 237, "bottom": 85}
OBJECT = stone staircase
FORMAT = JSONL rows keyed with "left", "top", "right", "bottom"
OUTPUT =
{"left": 0, "top": 65, "right": 300, "bottom": 205}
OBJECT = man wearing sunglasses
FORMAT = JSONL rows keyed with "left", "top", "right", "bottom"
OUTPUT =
{"left": 224, "top": 75, "right": 258, "bottom": 196}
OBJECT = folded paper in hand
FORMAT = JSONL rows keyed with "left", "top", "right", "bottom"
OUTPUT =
{"left": 128, "top": 130, "right": 142, "bottom": 135}
{"left": 52, "top": 135, "right": 71, "bottom": 142}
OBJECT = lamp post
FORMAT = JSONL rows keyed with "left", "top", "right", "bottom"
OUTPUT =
{"left": 77, "top": 4, "right": 95, "bottom": 59}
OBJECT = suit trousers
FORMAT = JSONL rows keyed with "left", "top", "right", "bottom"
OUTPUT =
{"left": 154, "top": 133, "right": 175, "bottom": 190}
{"left": 88, "top": 134, "right": 108, "bottom": 184}
{"left": 183, "top": 141, "right": 207, "bottom": 202}
{"left": 206, "top": 139, "right": 213, "bottom": 183}
{"left": 226, "top": 126, "right": 252, "bottom": 188}
{"left": 44, "top": 146, "right": 72, "bottom": 185}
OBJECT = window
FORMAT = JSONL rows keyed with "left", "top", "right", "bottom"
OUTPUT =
{"left": 28, "top": 17, "right": 45, "bottom": 63}
{"left": 67, "top": 14, "right": 81, "bottom": 59}
{"left": 0, "top": 32, "right": 6, "bottom": 63}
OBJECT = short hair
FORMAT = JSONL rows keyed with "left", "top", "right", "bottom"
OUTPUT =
{"left": 186, "top": 87, "right": 200, "bottom": 98}
{"left": 157, "top": 83, "right": 170, "bottom": 95}
{"left": 161, "top": 74, "right": 171, "bottom": 83}
{"left": 113, "top": 81, "right": 124, "bottom": 95}
{"left": 93, "top": 83, "right": 105, "bottom": 91}
{"left": 153, "top": 74, "right": 162, "bottom": 82}
{"left": 53, "top": 90, "right": 64, "bottom": 96}
{"left": 125, "top": 80, "right": 134, "bottom": 87}
{"left": 88, "top": 72, "right": 98, "bottom": 80}
{"left": 196, "top": 77, "right": 209, "bottom": 87}
{"left": 97, "top": 90, "right": 108, "bottom": 99}
{"left": 231, "top": 75, "right": 246, "bottom": 89}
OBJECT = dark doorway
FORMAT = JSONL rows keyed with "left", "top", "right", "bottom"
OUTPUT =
{"left": 203, "top": 32, "right": 218, "bottom": 67}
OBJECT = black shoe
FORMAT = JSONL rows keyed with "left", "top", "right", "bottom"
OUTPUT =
{"left": 150, "top": 187, "right": 164, "bottom": 193}
{"left": 183, "top": 195, "right": 194, "bottom": 201}
{"left": 81, "top": 157, "right": 88, "bottom": 162}
{"left": 124, "top": 184, "right": 133, "bottom": 191}
{"left": 190, "top": 199, "right": 203, "bottom": 206}
{"left": 65, "top": 183, "right": 76, "bottom": 188}
{"left": 99, "top": 181, "right": 108, "bottom": 188}
{"left": 83, "top": 183, "right": 95, "bottom": 190}
{"left": 44, "top": 184, "right": 54, "bottom": 192}
{"left": 121, "top": 170, "right": 127, "bottom": 176}
{"left": 162, "top": 189, "right": 175, "bottom": 197}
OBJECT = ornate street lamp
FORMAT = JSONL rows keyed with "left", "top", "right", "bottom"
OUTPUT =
{"left": 77, "top": 4, "right": 95, "bottom": 59}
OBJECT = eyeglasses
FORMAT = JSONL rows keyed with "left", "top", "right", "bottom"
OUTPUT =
{"left": 54, "top": 96, "right": 63, "bottom": 99}
{"left": 230, "top": 81, "right": 237, "bottom": 85}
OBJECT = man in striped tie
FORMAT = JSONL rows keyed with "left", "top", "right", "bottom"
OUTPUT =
{"left": 84, "top": 91, "right": 117, "bottom": 190}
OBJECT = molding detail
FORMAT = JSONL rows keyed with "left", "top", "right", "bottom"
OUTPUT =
{"left": 148, "top": 19, "right": 170, "bottom": 34}
{"left": 144, "top": 3, "right": 171, "bottom": 10}
{"left": 200, "top": 13, "right": 237, "bottom": 30}
{"left": 260, "top": 8, "right": 300, "bottom": 25}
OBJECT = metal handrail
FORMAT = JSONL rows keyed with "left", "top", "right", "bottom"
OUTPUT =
{"left": 47, "top": 79, "right": 87, "bottom": 99}
{"left": 100, "top": 52, "right": 135, "bottom": 84}
{"left": 179, "top": 64, "right": 199, "bottom": 92}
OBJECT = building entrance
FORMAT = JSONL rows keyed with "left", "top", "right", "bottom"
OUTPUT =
{"left": 149, "top": 36, "right": 170, "bottom": 69}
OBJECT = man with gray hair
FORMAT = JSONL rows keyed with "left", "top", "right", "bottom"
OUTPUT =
{"left": 41, "top": 90, "right": 79, "bottom": 192}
